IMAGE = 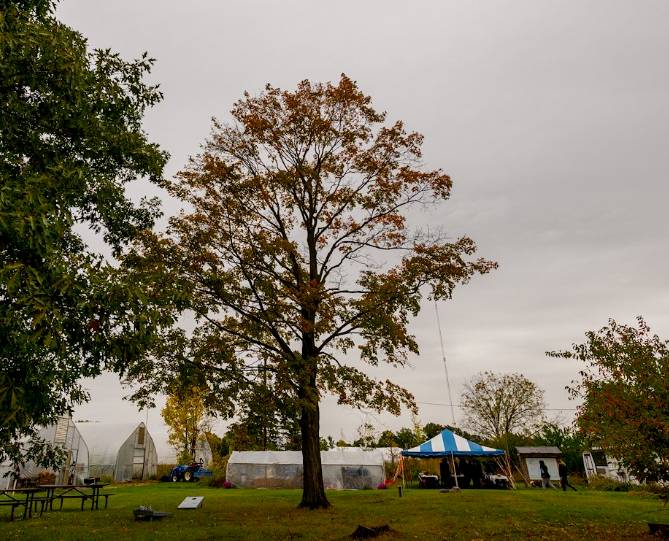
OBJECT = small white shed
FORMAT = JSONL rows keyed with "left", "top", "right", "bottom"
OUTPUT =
{"left": 76, "top": 421, "right": 158, "bottom": 482}
{"left": 227, "top": 448, "right": 385, "bottom": 489}
{"left": 516, "top": 446, "right": 562, "bottom": 481}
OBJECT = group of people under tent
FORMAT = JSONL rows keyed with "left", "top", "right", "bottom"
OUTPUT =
{"left": 418, "top": 457, "right": 577, "bottom": 491}
{"left": 404, "top": 427, "right": 576, "bottom": 491}
{"left": 435, "top": 457, "right": 507, "bottom": 489}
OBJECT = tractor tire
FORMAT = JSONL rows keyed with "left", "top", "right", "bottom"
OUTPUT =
{"left": 184, "top": 470, "right": 193, "bottom": 482}
{"left": 172, "top": 474, "right": 179, "bottom": 482}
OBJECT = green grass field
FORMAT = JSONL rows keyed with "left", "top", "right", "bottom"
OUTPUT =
{"left": 2, "top": 483, "right": 668, "bottom": 540}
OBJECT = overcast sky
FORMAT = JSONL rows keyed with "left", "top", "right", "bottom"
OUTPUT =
{"left": 58, "top": 0, "right": 669, "bottom": 443}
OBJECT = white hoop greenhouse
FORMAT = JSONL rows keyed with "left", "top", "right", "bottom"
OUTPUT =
{"left": 0, "top": 416, "right": 89, "bottom": 489}
{"left": 227, "top": 448, "right": 385, "bottom": 489}
{"left": 76, "top": 421, "right": 157, "bottom": 482}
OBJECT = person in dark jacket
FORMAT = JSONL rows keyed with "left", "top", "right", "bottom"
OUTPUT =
{"left": 471, "top": 459, "right": 483, "bottom": 489}
{"left": 558, "top": 459, "right": 577, "bottom": 491}
{"left": 440, "top": 458, "right": 451, "bottom": 488}
{"left": 539, "top": 460, "right": 556, "bottom": 489}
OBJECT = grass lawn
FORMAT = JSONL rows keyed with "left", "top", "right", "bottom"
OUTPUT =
{"left": 2, "top": 482, "right": 667, "bottom": 540}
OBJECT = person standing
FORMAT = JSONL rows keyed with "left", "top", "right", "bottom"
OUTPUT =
{"left": 471, "top": 460, "right": 483, "bottom": 489}
{"left": 440, "top": 458, "right": 450, "bottom": 488}
{"left": 539, "top": 460, "right": 556, "bottom": 489}
{"left": 558, "top": 460, "right": 577, "bottom": 491}
{"left": 461, "top": 459, "right": 471, "bottom": 489}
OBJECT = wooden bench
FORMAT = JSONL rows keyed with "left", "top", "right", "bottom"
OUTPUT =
{"left": 37, "top": 484, "right": 111, "bottom": 512}
{"left": 30, "top": 496, "right": 52, "bottom": 516}
{"left": 0, "top": 500, "right": 28, "bottom": 521}
{"left": 0, "top": 488, "right": 42, "bottom": 520}
{"left": 56, "top": 493, "right": 113, "bottom": 510}
{"left": 54, "top": 494, "right": 91, "bottom": 511}
{"left": 100, "top": 493, "right": 114, "bottom": 509}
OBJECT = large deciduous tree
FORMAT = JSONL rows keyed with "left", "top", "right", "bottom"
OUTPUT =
{"left": 0, "top": 1, "right": 169, "bottom": 467}
{"left": 461, "top": 371, "right": 545, "bottom": 444}
{"left": 549, "top": 317, "right": 669, "bottom": 483}
{"left": 128, "top": 75, "right": 495, "bottom": 508}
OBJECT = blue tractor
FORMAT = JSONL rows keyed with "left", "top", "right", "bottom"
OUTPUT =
{"left": 169, "top": 459, "right": 213, "bottom": 482}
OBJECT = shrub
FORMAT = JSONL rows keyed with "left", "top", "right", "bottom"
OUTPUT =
{"left": 208, "top": 477, "right": 228, "bottom": 488}
{"left": 156, "top": 464, "right": 176, "bottom": 479}
{"left": 201, "top": 457, "right": 228, "bottom": 487}
{"left": 383, "top": 461, "right": 396, "bottom": 480}
{"left": 642, "top": 482, "right": 669, "bottom": 496}
{"left": 586, "top": 476, "right": 632, "bottom": 492}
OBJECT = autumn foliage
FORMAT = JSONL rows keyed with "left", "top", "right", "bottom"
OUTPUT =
{"left": 161, "top": 387, "right": 211, "bottom": 464}
{"left": 549, "top": 317, "right": 669, "bottom": 483}
{"left": 128, "top": 75, "right": 496, "bottom": 507}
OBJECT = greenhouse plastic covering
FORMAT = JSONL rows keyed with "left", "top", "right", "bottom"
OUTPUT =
{"left": 0, "top": 417, "right": 89, "bottom": 488}
{"left": 76, "top": 421, "right": 158, "bottom": 481}
{"left": 227, "top": 448, "right": 385, "bottom": 489}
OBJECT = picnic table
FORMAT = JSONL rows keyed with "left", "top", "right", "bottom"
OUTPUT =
{"left": 39, "top": 483, "right": 112, "bottom": 511}
{"left": 0, "top": 487, "right": 43, "bottom": 520}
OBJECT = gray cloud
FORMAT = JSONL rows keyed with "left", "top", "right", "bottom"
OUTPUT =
{"left": 60, "top": 0, "right": 669, "bottom": 440}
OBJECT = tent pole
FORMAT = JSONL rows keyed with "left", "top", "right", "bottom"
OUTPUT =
{"left": 451, "top": 451, "right": 459, "bottom": 489}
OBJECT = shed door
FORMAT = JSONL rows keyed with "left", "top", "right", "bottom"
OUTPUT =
{"left": 132, "top": 448, "right": 146, "bottom": 479}
{"left": 525, "top": 457, "right": 559, "bottom": 481}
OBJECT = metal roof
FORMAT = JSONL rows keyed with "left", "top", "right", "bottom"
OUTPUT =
{"left": 75, "top": 422, "right": 144, "bottom": 466}
{"left": 228, "top": 448, "right": 384, "bottom": 466}
{"left": 516, "top": 446, "right": 562, "bottom": 455}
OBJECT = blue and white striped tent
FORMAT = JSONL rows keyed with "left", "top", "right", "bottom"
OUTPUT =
{"left": 401, "top": 428, "right": 505, "bottom": 458}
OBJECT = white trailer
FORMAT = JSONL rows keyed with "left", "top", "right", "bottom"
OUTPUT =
{"left": 582, "top": 449, "right": 636, "bottom": 483}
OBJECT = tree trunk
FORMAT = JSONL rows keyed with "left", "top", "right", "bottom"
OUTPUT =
{"left": 299, "top": 232, "right": 329, "bottom": 508}
{"left": 298, "top": 383, "right": 330, "bottom": 509}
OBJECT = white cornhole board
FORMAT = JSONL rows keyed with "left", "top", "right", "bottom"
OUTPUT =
{"left": 178, "top": 496, "right": 204, "bottom": 509}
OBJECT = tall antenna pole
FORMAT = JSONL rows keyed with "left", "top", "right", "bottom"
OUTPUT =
{"left": 434, "top": 300, "right": 456, "bottom": 426}
{"left": 262, "top": 357, "right": 268, "bottom": 451}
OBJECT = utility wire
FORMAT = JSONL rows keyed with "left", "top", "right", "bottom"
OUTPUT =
{"left": 417, "top": 400, "right": 576, "bottom": 411}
